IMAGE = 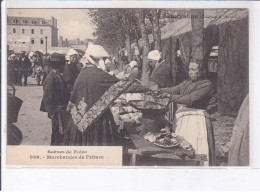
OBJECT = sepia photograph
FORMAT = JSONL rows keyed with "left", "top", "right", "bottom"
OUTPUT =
{"left": 5, "top": 7, "right": 249, "bottom": 167}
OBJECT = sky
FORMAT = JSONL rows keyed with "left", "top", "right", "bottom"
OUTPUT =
{"left": 7, "top": 9, "right": 96, "bottom": 40}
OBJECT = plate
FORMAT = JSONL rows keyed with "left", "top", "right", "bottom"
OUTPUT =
{"left": 154, "top": 142, "right": 180, "bottom": 148}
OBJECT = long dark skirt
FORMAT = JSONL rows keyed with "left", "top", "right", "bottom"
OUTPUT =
{"left": 64, "top": 109, "right": 121, "bottom": 146}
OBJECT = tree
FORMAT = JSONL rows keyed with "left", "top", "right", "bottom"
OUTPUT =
{"left": 89, "top": 9, "right": 125, "bottom": 54}
{"left": 147, "top": 9, "right": 162, "bottom": 51}
{"left": 88, "top": 9, "right": 139, "bottom": 62}
{"left": 136, "top": 9, "right": 150, "bottom": 85}
{"left": 190, "top": 9, "right": 204, "bottom": 67}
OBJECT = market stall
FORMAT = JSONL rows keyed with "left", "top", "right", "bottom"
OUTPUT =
{"left": 110, "top": 91, "right": 208, "bottom": 166}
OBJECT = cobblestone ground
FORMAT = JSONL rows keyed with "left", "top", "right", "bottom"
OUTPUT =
{"left": 211, "top": 112, "right": 236, "bottom": 166}
{"left": 13, "top": 77, "right": 51, "bottom": 145}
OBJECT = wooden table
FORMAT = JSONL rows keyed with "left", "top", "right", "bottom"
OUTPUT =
{"left": 124, "top": 123, "right": 206, "bottom": 166}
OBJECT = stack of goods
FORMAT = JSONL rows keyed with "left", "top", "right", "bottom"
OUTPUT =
{"left": 110, "top": 93, "right": 144, "bottom": 126}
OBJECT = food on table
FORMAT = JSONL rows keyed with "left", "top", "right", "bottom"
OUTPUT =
{"left": 143, "top": 130, "right": 193, "bottom": 150}
{"left": 129, "top": 100, "right": 166, "bottom": 110}
{"left": 154, "top": 136, "right": 179, "bottom": 148}
{"left": 143, "top": 132, "right": 157, "bottom": 143}
{"left": 121, "top": 106, "right": 138, "bottom": 113}
{"left": 160, "top": 127, "right": 171, "bottom": 133}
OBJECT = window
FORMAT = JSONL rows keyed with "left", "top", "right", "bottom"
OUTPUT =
{"left": 40, "top": 29, "right": 43, "bottom": 34}
{"left": 12, "top": 19, "right": 18, "bottom": 24}
{"left": 41, "top": 21, "right": 45, "bottom": 25}
{"left": 13, "top": 28, "right": 16, "bottom": 33}
{"left": 22, "top": 42, "right": 25, "bottom": 44}
{"left": 40, "top": 38, "right": 44, "bottom": 44}
{"left": 31, "top": 29, "right": 34, "bottom": 34}
{"left": 31, "top": 38, "right": 34, "bottom": 44}
{"left": 22, "top": 29, "right": 25, "bottom": 34}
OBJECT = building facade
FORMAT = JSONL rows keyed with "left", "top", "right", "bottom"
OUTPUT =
{"left": 7, "top": 16, "right": 58, "bottom": 53}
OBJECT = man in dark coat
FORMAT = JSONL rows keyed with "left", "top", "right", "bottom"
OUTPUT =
{"left": 42, "top": 53, "right": 70, "bottom": 145}
{"left": 18, "top": 53, "right": 31, "bottom": 86}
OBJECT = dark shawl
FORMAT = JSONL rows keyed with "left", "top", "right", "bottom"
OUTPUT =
{"left": 70, "top": 65, "right": 119, "bottom": 108}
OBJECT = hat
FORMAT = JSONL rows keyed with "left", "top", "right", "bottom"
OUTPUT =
{"left": 148, "top": 50, "right": 161, "bottom": 61}
{"left": 49, "top": 53, "right": 65, "bottom": 68}
{"left": 85, "top": 44, "right": 109, "bottom": 59}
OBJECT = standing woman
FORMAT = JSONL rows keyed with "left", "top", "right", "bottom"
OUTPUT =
{"left": 65, "top": 44, "right": 133, "bottom": 146}
{"left": 63, "top": 49, "right": 80, "bottom": 92}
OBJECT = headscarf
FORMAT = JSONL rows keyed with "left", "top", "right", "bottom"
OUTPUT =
{"left": 66, "top": 49, "right": 79, "bottom": 61}
{"left": 81, "top": 44, "right": 109, "bottom": 68}
{"left": 148, "top": 50, "right": 161, "bottom": 61}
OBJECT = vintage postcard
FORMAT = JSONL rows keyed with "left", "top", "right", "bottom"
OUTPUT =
{"left": 3, "top": 5, "right": 249, "bottom": 167}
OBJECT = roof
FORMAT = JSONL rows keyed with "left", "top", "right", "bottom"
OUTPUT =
{"left": 7, "top": 16, "right": 55, "bottom": 27}
{"left": 145, "top": 9, "right": 248, "bottom": 44}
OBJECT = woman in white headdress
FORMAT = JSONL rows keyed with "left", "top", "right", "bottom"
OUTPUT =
{"left": 64, "top": 44, "right": 133, "bottom": 146}
{"left": 63, "top": 49, "right": 80, "bottom": 92}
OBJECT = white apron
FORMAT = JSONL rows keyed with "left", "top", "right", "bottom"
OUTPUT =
{"left": 175, "top": 107, "right": 209, "bottom": 166}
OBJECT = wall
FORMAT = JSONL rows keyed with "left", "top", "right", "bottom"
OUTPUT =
{"left": 51, "top": 27, "right": 58, "bottom": 47}
{"left": 7, "top": 24, "right": 57, "bottom": 52}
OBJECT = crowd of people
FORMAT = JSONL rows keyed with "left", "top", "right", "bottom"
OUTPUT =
{"left": 7, "top": 51, "right": 48, "bottom": 86}
{"left": 8, "top": 42, "right": 249, "bottom": 166}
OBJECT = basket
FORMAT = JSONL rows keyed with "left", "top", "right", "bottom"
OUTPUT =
{"left": 129, "top": 100, "right": 169, "bottom": 116}
{"left": 7, "top": 85, "right": 23, "bottom": 123}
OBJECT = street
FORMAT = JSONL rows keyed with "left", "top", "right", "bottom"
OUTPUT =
{"left": 13, "top": 77, "right": 51, "bottom": 145}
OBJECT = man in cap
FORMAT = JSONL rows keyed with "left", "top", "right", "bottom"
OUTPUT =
{"left": 63, "top": 49, "right": 80, "bottom": 92}
{"left": 41, "top": 53, "right": 70, "bottom": 145}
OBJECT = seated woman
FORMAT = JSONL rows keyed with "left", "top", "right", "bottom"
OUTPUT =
{"left": 159, "top": 61, "right": 215, "bottom": 166}
{"left": 64, "top": 44, "right": 133, "bottom": 146}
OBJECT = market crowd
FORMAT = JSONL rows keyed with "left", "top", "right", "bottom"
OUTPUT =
{"left": 7, "top": 43, "right": 249, "bottom": 166}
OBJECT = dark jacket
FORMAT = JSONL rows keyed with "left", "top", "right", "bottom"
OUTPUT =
{"left": 18, "top": 58, "right": 31, "bottom": 71}
{"left": 42, "top": 69, "right": 70, "bottom": 118}
{"left": 63, "top": 61, "right": 80, "bottom": 92}
{"left": 161, "top": 77, "right": 214, "bottom": 110}
{"left": 149, "top": 60, "right": 172, "bottom": 88}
